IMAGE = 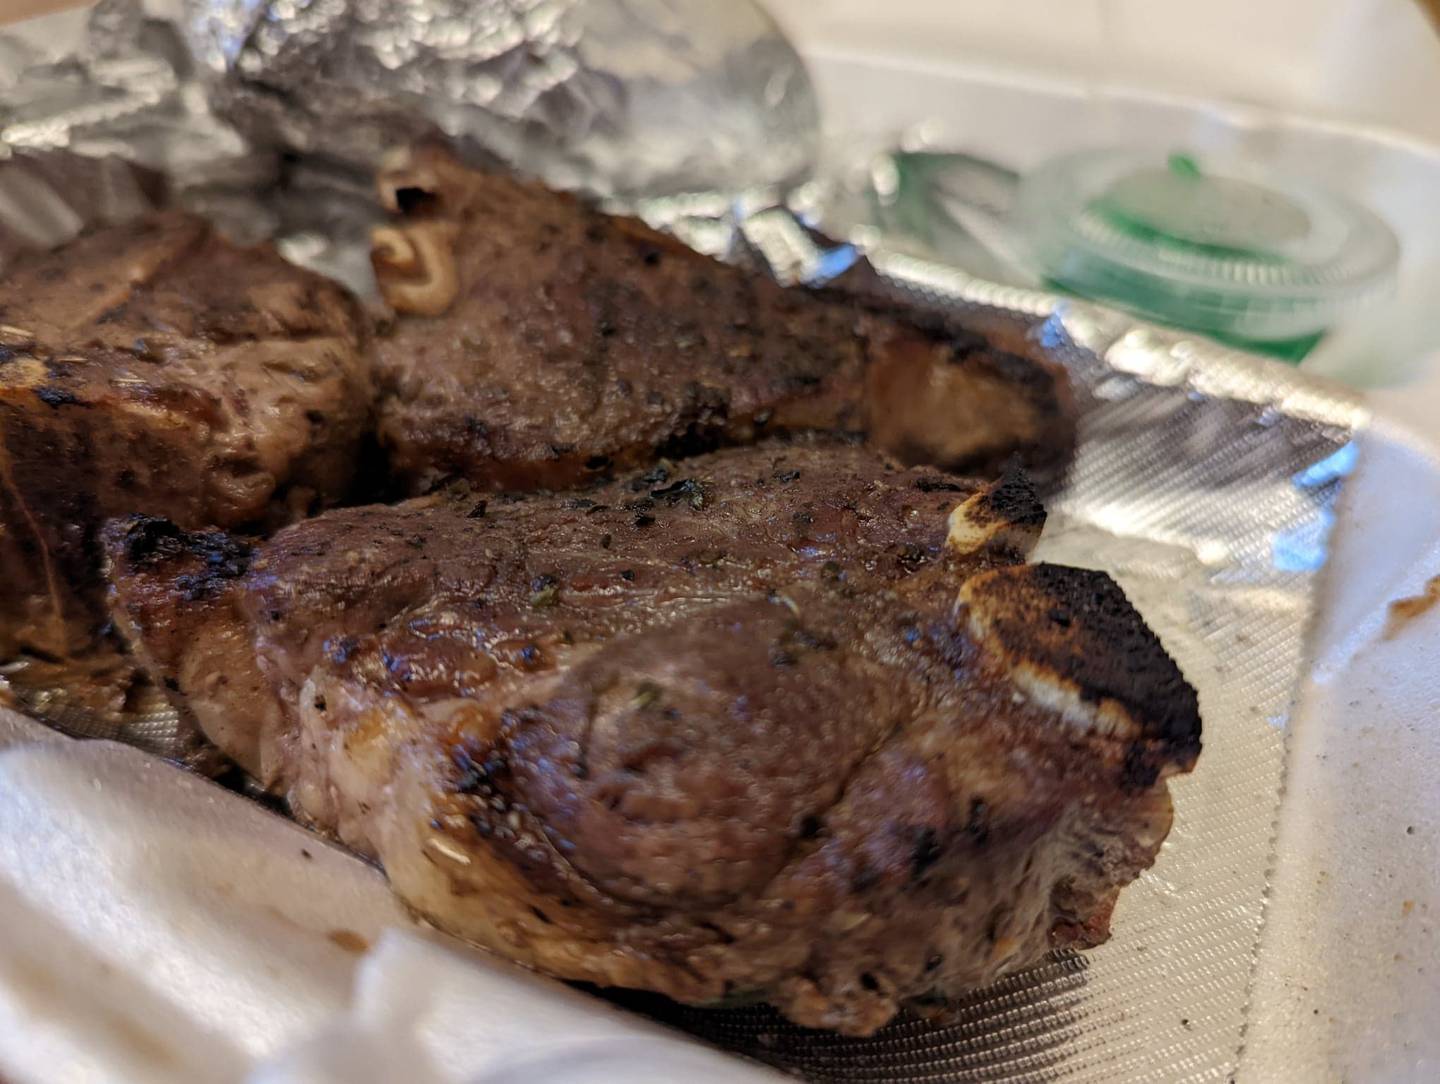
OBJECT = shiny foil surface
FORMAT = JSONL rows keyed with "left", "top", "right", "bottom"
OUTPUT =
{"left": 0, "top": 3, "right": 1365, "bottom": 1081}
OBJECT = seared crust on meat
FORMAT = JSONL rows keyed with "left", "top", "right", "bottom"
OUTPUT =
{"left": 105, "top": 441, "right": 1199, "bottom": 1035}
{"left": 0, "top": 212, "right": 371, "bottom": 658}
{"left": 946, "top": 464, "right": 1048, "bottom": 559}
{"left": 960, "top": 565, "right": 1202, "bottom": 748}
{"left": 369, "top": 145, "right": 1074, "bottom": 493}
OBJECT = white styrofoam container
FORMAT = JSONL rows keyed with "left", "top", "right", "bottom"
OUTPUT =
{"left": 798, "top": 51, "right": 1440, "bottom": 1082}
{"left": 2, "top": 44, "right": 1438, "bottom": 1084}
{"left": 767, "top": 0, "right": 1440, "bottom": 148}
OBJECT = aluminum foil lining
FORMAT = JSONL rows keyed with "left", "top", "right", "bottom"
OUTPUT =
{"left": 0, "top": 3, "right": 1366, "bottom": 1082}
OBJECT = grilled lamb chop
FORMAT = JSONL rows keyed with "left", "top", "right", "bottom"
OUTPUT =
{"left": 369, "top": 146, "right": 1075, "bottom": 493}
{"left": 105, "top": 441, "right": 1199, "bottom": 1035}
{"left": 0, "top": 212, "right": 370, "bottom": 658}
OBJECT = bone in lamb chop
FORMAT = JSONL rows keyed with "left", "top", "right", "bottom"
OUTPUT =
{"left": 368, "top": 145, "right": 1075, "bottom": 494}
{"left": 105, "top": 440, "right": 1200, "bottom": 1035}
{"left": 0, "top": 212, "right": 371, "bottom": 660}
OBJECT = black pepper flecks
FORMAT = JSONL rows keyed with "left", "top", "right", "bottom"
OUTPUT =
{"left": 650, "top": 477, "right": 706, "bottom": 510}
{"left": 910, "top": 826, "right": 943, "bottom": 879}
{"left": 35, "top": 385, "right": 80, "bottom": 408}
{"left": 965, "top": 799, "right": 990, "bottom": 846}
{"left": 325, "top": 636, "right": 360, "bottom": 665}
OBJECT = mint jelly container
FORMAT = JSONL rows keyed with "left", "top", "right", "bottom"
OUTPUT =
{"left": 1015, "top": 149, "right": 1400, "bottom": 361}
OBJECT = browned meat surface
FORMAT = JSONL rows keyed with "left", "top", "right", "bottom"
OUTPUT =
{"left": 106, "top": 440, "right": 1199, "bottom": 1035}
{"left": 369, "top": 146, "right": 1075, "bottom": 493}
{"left": 0, "top": 212, "right": 371, "bottom": 658}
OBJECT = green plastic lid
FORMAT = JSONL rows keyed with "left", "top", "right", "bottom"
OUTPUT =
{"left": 1016, "top": 149, "right": 1399, "bottom": 355}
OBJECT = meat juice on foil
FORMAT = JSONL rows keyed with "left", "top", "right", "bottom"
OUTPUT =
{"left": 0, "top": 2, "right": 1364, "bottom": 1081}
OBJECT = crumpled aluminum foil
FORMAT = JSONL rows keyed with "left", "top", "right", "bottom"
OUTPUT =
{"left": 0, "top": 3, "right": 1365, "bottom": 1082}
{"left": 183, "top": 0, "right": 819, "bottom": 199}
